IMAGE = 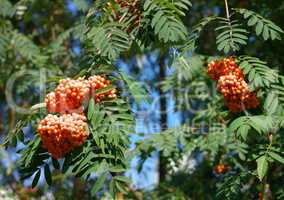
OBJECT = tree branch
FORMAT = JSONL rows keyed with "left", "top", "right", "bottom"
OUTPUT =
{"left": 224, "top": 0, "right": 234, "bottom": 51}
{"left": 224, "top": 0, "right": 231, "bottom": 20}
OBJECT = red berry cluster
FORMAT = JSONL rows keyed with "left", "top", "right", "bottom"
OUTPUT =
{"left": 207, "top": 58, "right": 244, "bottom": 80}
{"left": 207, "top": 58, "right": 260, "bottom": 112}
{"left": 105, "top": 0, "right": 141, "bottom": 32}
{"left": 45, "top": 75, "right": 117, "bottom": 114}
{"left": 214, "top": 164, "right": 228, "bottom": 174}
{"left": 38, "top": 114, "right": 88, "bottom": 159}
{"left": 39, "top": 75, "right": 116, "bottom": 158}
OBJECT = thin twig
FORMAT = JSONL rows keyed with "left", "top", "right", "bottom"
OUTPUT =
{"left": 224, "top": 0, "right": 234, "bottom": 50}
{"left": 224, "top": 0, "right": 230, "bottom": 20}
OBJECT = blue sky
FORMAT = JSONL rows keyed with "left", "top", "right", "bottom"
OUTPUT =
{"left": 117, "top": 54, "right": 183, "bottom": 188}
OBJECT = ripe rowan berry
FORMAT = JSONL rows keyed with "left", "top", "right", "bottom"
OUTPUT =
{"left": 37, "top": 113, "right": 88, "bottom": 159}
{"left": 41, "top": 75, "right": 117, "bottom": 157}
{"left": 258, "top": 192, "right": 264, "bottom": 200}
{"left": 45, "top": 75, "right": 117, "bottom": 114}
{"left": 45, "top": 78, "right": 89, "bottom": 113}
{"left": 105, "top": 0, "right": 142, "bottom": 32}
{"left": 207, "top": 58, "right": 260, "bottom": 112}
{"left": 88, "top": 75, "right": 117, "bottom": 103}
{"left": 214, "top": 164, "right": 228, "bottom": 174}
{"left": 207, "top": 57, "right": 244, "bottom": 80}
{"left": 45, "top": 92, "right": 58, "bottom": 113}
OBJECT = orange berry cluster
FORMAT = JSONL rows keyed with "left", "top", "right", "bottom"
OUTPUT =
{"left": 45, "top": 75, "right": 117, "bottom": 114}
{"left": 214, "top": 164, "right": 228, "bottom": 174}
{"left": 39, "top": 75, "right": 116, "bottom": 158}
{"left": 207, "top": 58, "right": 260, "bottom": 112}
{"left": 38, "top": 114, "right": 88, "bottom": 159}
{"left": 105, "top": 0, "right": 141, "bottom": 32}
{"left": 208, "top": 58, "right": 244, "bottom": 80}
{"left": 88, "top": 75, "right": 117, "bottom": 103}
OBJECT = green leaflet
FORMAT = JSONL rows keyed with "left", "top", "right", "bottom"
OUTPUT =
{"left": 44, "top": 164, "right": 52, "bottom": 186}
{"left": 87, "top": 23, "right": 130, "bottom": 61}
{"left": 91, "top": 172, "right": 108, "bottom": 196}
{"left": 235, "top": 8, "right": 283, "bottom": 40}
{"left": 144, "top": 0, "right": 191, "bottom": 43}
{"left": 215, "top": 18, "right": 248, "bottom": 53}
{"left": 268, "top": 151, "right": 284, "bottom": 165}
{"left": 238, "top": 56, "right": 278, "bottom": 90}
{"left": 256, "top": 155, "right": 268, "bottom": 181}
{"left": 119, "top": 70, "right": 148, "bottom": 104}
{"left": 32, "top": 169, "right": 41, "bottom": 188}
